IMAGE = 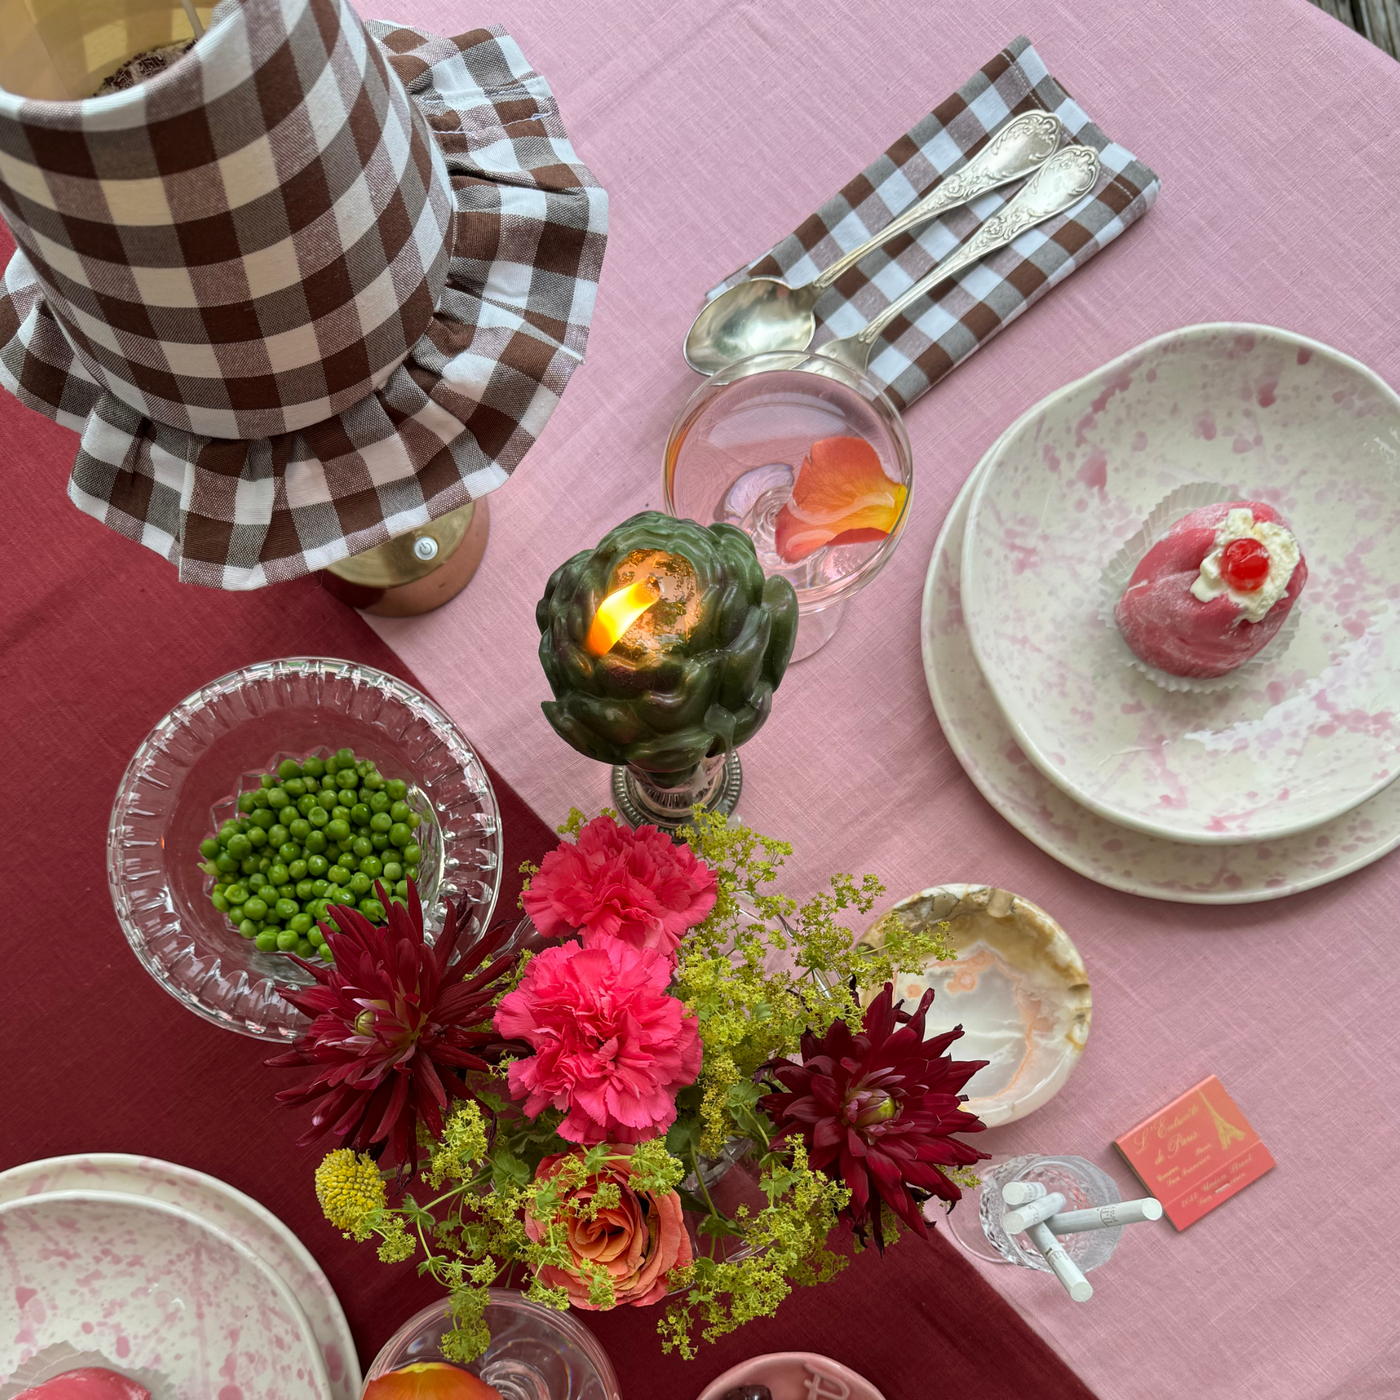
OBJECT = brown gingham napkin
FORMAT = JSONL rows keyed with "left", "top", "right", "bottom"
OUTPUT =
{"left": 0, "top": 0, "right": 606, "bottom": 588}
{"left": 709, "top": 37, "right": 1158, "bottom": 411}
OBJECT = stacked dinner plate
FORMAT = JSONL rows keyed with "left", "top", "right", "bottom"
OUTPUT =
{"left": 0, "top": 1156, "right": 361, "bottom": 1400}
{"left": 923, "top": 323, "right": 1400, "bottom": 903}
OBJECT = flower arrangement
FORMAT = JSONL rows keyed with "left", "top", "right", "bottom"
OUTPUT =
{"left": 278, "top": 810, "right": 988, "bottom": 1361}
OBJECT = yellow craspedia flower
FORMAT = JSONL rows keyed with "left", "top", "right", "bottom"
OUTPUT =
{"left": 315, "top": 1148, "right": 385, "bottom": 1233}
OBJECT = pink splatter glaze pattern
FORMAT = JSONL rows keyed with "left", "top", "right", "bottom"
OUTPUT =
{"left": 962, "top": 325, "right": 1400, "bottom": 844}
{"left": 15, "top": 1368, "right": 149, "bottom": 1398}
{"left": 926, "top": 452, "right": 1400, "bottom": 900}
{"left": 1115, "top": 501, "right": 1307, "bottom": 677}
{"left": 0, "top": 1193, "right": 331, "bottom": 1400}
{"left": 0, "top": 1157, "right": 357, "bottom": 1400}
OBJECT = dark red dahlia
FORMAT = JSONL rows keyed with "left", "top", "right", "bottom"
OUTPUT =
{"left": 761, "top": 983, "right": 989, "bottom": 1247}
{"left": 267, "top": 882, "right": 516, "bottom": 1177}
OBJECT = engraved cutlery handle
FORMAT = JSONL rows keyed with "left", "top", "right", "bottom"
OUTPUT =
{"left": 854, "top": 144, "right": 1101, "bottom": 348}
{"left": 811, "top": 111, "right": 1065, "bottom": 292}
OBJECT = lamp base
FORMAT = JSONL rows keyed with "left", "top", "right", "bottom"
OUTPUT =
{"left": 611, "top": 752, "right": 742, "bottom": 832}
{"left": 318, "top": 497, "right": 489, "bottom": 617}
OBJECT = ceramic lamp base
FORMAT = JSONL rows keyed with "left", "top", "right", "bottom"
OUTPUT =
{"left": 611, "top": 752, "right": 742, "bottom": 831}
{"left": 319, "top": 497, "right": 489, "bottom": 617}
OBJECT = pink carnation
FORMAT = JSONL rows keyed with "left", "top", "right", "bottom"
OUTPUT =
{"left": 521, "top": 815, "right": 716, "bottom": 957}
{"left": 494, "top": 939, "right": 701, "bottom": 1145}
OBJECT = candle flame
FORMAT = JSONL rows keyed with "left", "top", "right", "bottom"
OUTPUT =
{"left": 585, "top": 578, "right": 662, "bottom": 656}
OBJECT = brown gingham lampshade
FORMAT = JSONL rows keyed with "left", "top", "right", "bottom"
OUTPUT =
{"left": 0, "top": 0, "right": 607, "bottom": 586}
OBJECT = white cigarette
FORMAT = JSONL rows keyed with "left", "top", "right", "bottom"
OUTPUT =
{"left": 1002, "top": 1192, "right": 1068, "bottom": 1234}
{"left": 1002, "top": 1180, "right": 1048, "bottom": 1207}
{"left": 1027, "top": 1221, "right": 1093, "bottom": 1303}
{"left": 1045, "top": 1198, "right": 1163, "bottom": 1234}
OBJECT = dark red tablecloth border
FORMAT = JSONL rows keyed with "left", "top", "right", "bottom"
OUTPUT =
{"left": 0, "top": 225, "right": 1093, "bottom": 1400}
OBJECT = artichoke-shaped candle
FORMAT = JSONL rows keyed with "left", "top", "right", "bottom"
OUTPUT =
{"left": 537, "top": 512, "right": 798, "bottom": 826}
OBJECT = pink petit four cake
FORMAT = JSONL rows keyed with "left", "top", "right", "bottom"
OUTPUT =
{"left": 14, "top": 1370, "right": 150, "bottom": 1400}
{"left": 1114, "top": 501, "right": 1307, "bottom": 679}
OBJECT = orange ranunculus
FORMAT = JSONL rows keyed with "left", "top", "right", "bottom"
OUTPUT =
{"left": 525, "top": 1145, "right": 692, "bottom": 1309}
{"left": 773, "top": 435, "right": 908, "bottom": 563}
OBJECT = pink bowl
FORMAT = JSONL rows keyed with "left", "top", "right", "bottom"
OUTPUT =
{"left": 696, "top": 1352, "right": 885, "bottom": 1400}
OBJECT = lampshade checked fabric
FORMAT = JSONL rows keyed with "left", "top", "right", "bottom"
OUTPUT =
{"left": 0, "top": 1, "right": 607, "bottom": 588}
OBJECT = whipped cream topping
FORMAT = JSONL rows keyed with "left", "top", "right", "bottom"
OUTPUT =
{"left": 1190, "top": 507, "right": 1300, "bottom": 622}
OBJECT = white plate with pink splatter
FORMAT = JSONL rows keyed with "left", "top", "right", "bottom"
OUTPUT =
{"left": 924, "top": 442, "right": 1400, "bottom": 902}
{"left": 0, "top": 1156, "right": 358, "bottom": 1400}
{"left": 961, "top": 323, "right": 1400, "bottom": 844}
{"left": 0, "top": 1191, "right": 332, "bottom": 1400}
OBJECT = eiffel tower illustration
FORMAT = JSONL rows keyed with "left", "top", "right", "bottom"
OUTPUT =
{"left": 1202, "top": 1093, "right": 1247, "bottom": 1149}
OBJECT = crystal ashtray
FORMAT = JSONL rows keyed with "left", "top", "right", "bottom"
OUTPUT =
{"left": 108, "top": 657, "right": 501, "bottom": 1042}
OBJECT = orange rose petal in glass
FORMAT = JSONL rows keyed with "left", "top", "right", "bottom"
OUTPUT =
{"left": 584, "top": 577, "right": 662, "bottom": 656}
{"left": 773, "top": 435, "right": 907, "bottom": 563}
{"left": 362, "top": 1362, "right": 504, "bottom": 1400}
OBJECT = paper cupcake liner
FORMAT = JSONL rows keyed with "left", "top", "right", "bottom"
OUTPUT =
{"left": 1097, "top": 481, "right": 1301, "bottom": 695}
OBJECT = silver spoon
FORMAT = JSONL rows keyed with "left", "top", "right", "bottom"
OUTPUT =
{"left": 814, "top": 144, "right": 1102, "bottom": 376}
{"left": 682, "top": 110, "right": 1066, "bottom": 375}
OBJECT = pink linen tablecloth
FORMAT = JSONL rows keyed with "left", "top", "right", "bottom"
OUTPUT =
{"left": 363, "top": 1, "right": 1400, "bottom": 1395}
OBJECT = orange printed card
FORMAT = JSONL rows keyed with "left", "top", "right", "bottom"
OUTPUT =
{"left": 1114, "top": 1075, "right": 1274, "bottom": 1230}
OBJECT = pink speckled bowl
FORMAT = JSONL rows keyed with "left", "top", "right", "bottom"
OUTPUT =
{"left": 962, "top": 323, "right": 1400, "bottom": 844}
{"left": 696, "top": 1352, "right": 885, "bottom": 1400}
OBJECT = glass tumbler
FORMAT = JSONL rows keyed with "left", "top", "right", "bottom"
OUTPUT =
{"left": 943, "top": 1153, "right": 1125, "bottom": 1275}
{"left": 365, "top": 1294, "right": 621, "bottom": 1400}
{"left": 664, "top": 351, "right": 913, "bottom": 661}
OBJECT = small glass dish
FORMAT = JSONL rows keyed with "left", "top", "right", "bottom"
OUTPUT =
{"left": 664, "top": 350, "right": 913, "bottom": 661}
{"left": 108, "top": 657, "right": 501, "bottom": 1042}
{"left": 366, "top": 1294, "right": 621, "bottom": 1400}
{"left": 942, "top": 1153, "right": 1124, "bottom": 1274}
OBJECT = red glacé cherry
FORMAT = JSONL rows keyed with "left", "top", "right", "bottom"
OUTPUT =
{"left": 1219, "top": 537, "right": 1271, "bottom": 592}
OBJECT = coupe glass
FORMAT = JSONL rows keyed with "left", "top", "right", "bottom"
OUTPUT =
{"left": 366, "top": 1294, "right": 621, "bottom": 1400}
{"left": 108, "top": 657, "right": 502, "bottom": 1042}
{"left": 943, "top": 1153, "right": 1124, "bottom": 1274}
{"left": 664, "top": 351, "right": 913, "bottom": 661}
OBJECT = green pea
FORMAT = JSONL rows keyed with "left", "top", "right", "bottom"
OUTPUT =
{"left": 273, "top": 897, "right": 298, "bottom": 920}
{"left": 364, "top": 773, "right": 385, "bottom": 792}
{"left": 225, "top": 884, "right": 249, "bottom": 905}
{"left": 240, "top": 856, "right": 259, "bottom": 875}
{"left": 305, "top": 831, "right": 328, "bottom": 855}
{"left": 287, "top": 817, "right": 309, "bottom": 841}
{"left": 307, "top": 807, "right": 330, "bottom": 831}
{"left": 276, "top": 929, "right": 300, "bottom": 952}
{"left": 210, "top": 892, "right": 229, "bottom": 912}
{"left": 268, "top": 864, "right": 289, "bottom": 885}
{"left": 284, "top": 913, "right": 309, "bottom": 935}
{"left": 242, "top": 896, "right": 268, "bottom": 920}
{"left": 296, "top": 794, "right": 318, "bottom": 816}
{"left": 246, "top": 828, "right": 267, "bottom": 851}
{"left": 277, "top": 883, "right": 296, "bottom": 900}
{"left": 325, "top": 819, "right": 350, "bottom": 842}
{"left": 293, "top": 879, "right": 313, "bottom": 900}
{"left": 350, "top": 804, "right": 371, "bottom": 827}
{"left": 236, "top": 792, "right": 257, "bottom": 815}
{"left": 330, "top": 804, "right": 349, "bottom": 820}
{"left": 406, "top": 811, "right": 420, "bottom": 830}
{"left": 347, "top": 872, "right": 372, "bottom": 896}
{"left": 336, "top": 747, "right": 355, "bottom": 765}
{"left": 328, "top": 866, "right": 350, "bottom": 886}
{"left": 260, "top": 774, "right": 276, "bottom": 790}
{"left": 251, "top": 788, "right": 271, "bottom": 808}
{"left": 359, "top": 855, "right": 383, "bottom": 878}
{"left": 254, "top": 931, "right": 279, "bottom": 952}
{"left": 351, "top": 836, "right": 373, "bottom": 859}
{"left": 274, "top": 759, "right": 298, "bottom": 780}
{"left": 201, "top": 861, "right": 219, "bottom": 877}
{"left": 303, "top": 756, "right": 325, "bottom": 778}
{"left": 214, "top": 851, "right": 239, "bottom": 874}
{"left": 223, "top": 833, "right": 248, "bottom": 860}
{"left": 370, "top": 833, "right": 390, "bottom": 852}
{"left": 307, "top": 854, "right": 329, "bottom": 877}
{"left": 359, "top": 898, "right": 385, "bottom": 920}
{"left": 315, "top": 790, "right": 338, "bottom": 812}
{"left": 403, "top": 843, "right": 422, "bottom": 865}
{"left": 308, "top": 927, "right": 325, "bottom": 946}
{"left": 199, "top": 837, "right": 220, "bottom": 858}
{"left": 369, "top": 811, "right": 393, "bottom": 834}
{"left": 248, "top": 873, "right": 267, "bottom": 891}
{"left": 318, "top": 944, "right": 335, "bottom": 963}
{"left": 335, "top": 770, "right": 359, "bottom": 791}
{"left": 263, "top": 915, "right": 283, "bottom": 931}
{"left": 267, "top": 824, "right": 289, "bottom": 847}
{"left": 385, "top": 778, "right": 407, "bottom": 802}
{"left": 283, "top": 777, "right": 306, "bottom": 798}
{"left": 357, "top": 788, "right": 373, "bottom": 806}
{"left": 257, "top": 856, "right": 271, "bottom": 874}
{"left": 294, "top": 939, "right": 316, "bottom": 959}
{"left": 311, "top": 878, "right": 329, "bottom": 896}
{"left": 240, "top": 919, "right": 260, "bottom": 940}
{"left": 278, "top": 842, "right": 300, "bottom": 863}
{"left": 393, "top": 879, "right": 408, "bottom": 897}
{"left": 250, "top": 807, "right": 275, "bottom": 830}
{"left": 388, "top": 801, "right": 411, "bottom": 824}
{"left": 382, "top": 861, "right": 403, "bottom": 882}
{"left": 267, "top": 788, "right": 291, "bottom": 810}
{"left": 389, "top": 823, "right": 410, "bottom": 848}
{"left": 289, "top": 860, "right": 308, "bottom": 881}
{"left": 406, "top": 865, "right": 419, "bottom": 881}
